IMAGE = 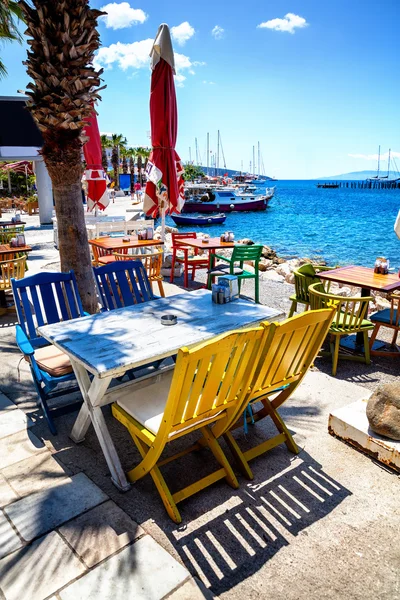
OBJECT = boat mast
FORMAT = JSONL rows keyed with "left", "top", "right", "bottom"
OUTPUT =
{"left": 257, "top": 141, "right": 260, "bottom": 176}
{"left": 217, "top": 130, "right": 220, "bottom": 177}
{"left": 252, "top": 146, "right": 255, "bottom": 176}
{"left": 388, "top": 149, "right": 391, "bottom": 178}
{"left": 206, "top": 132, "right": 209, "bottom": 175}
{"left": 195, "top": 138, "right": 199, "bottom": 165}
{"left": 189, "top": 147, "right": 192, "bottom": 163}
{"left": 377, "top": 145, "right": 380, "bottom": 178}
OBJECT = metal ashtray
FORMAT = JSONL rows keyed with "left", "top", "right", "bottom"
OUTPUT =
{"left": 202, "top": 238, "right": 209, "bottom": 243}
{"left": 161, "top": 314, "right": 178, "bottom": 326}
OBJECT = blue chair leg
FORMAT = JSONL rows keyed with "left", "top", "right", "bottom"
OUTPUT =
{"left": 33, "top": 378, "right": 57, "bottom": 435}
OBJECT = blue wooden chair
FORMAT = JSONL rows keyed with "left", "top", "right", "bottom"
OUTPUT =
{"left": 93, "top": 259, "right": 155, "bottom": 310}
{"left": 93, "top": 260, "right": 165, "bottom": 376}
{"left": 11, "top": 271, "right": 86, "bottom": 435}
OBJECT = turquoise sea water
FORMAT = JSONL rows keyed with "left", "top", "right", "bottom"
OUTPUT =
{"left": 164, "top": 180, "right": 400, "bottom": 270}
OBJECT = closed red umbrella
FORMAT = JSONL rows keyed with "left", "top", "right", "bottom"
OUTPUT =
{"left": 143, "top": 24, "right": 184, "bottom": 237}
{"left": 83, "top": 109, "right": 109, "bottom": 211}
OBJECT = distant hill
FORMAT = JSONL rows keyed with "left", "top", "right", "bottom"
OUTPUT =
{"left": 317, "top": 170, "right": 399, "bottom": 181}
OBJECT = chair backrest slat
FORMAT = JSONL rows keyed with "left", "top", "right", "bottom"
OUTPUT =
{"left": 231, "top": 245, "right": 263, "bottom": 263}
{"left": 93, "top": 260, "right": 154, "bottom": 311}
{"left": 172, "top": 232, "right": 197, "bottom": 249}
{"left": 309, "top": 283, "right": 372, "bottom": 332}
{"left": 250, "top": 309, "right": 335, "bottom": 398}
{"left": 165, "top": 328, "right": 263, "bottom": 435}
{"left": 11, "top": 271, "right": 85, "bottom": 344}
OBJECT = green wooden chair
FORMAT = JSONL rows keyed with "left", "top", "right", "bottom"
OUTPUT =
{"left": 207, "top": 245, "right": 264, "bottom": 303}
{"left": 308, "top": 282, "right": 374, "bottom": 376}
{"left": 288, "top": 263, "right": 334, "bottom": 317}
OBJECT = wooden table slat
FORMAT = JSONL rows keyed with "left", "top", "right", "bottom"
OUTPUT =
{"left": 0, "top": 244, "right": 32, "bottom": 257}
{"left": 318, "top": 265, "right": 400, "bottom": 293}
{"left": 178, "top": 237, "right": 235, "bottom": 250}
{"left": 89, "top": 236, "right": 163, "bottom": 251}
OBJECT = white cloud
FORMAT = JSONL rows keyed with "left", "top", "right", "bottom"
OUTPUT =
{"left": 257, "top": 13, "right": 308, "bottom": 34}
{"left": 349, "top": 151, "right": 400, "bottom": 161}
{"left": 211, "top": 25, "right": 224, "bottom": 40}
{"left": 171, "top": 21, "right": 195, "bottom": 46}
{"left": 94, "top": 38, "right": 204, "bottom": 87}
{"left": 202, "top": 80, "right": 215, "bottom": 85}
{"left": 100, "top": 2, "right": 147, "bottom": 29}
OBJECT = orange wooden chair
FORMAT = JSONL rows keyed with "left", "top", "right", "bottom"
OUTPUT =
{"left": 114, "top": 247, "right": 165, "bottom": 297}
{"left": 170, "top": 232, "right": 208, "bottom": 288}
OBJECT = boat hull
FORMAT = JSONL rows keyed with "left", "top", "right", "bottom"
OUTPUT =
{"left": 172, "top": 214, "right": 227, "bottom": 226}
{"left": 182, "top": 198, "right": 269, "bottom": 213}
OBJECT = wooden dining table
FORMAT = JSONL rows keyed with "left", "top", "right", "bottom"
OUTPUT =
{"left": 0, "top": 221, "right": 26, "bottom": 228}
{"left": 318, "top": 265, "right": 400, "bottom": 349}
{"left": 0, "top": 244, "right": 32, "bottom": 259}
{"left": 37, "top": 289, "right": 283, "bottom": 491}
{"left": 89, "top": 235, "right": 162, "bottom": 253}
{"left": 179, "top": 237, "right": 236, "bottom": 286}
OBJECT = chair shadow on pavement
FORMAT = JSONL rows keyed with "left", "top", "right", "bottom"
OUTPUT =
{"left": 160, "top": 450, "right": 351, "bottom": 596}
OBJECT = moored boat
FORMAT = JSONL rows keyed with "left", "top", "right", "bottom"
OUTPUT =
{"left": 182, "top": 186, "right": 275, "bottom": 213}
{"left": 171, "top": 213, "right": 227, "bottom": 226}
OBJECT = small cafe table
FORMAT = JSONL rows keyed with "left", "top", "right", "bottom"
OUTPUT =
{"left": 318, "top": 265, "right": 400, "bottom": 350}
{"left": 0, "top": 221, "right": 26, "bottom": 228}
{"left": 37, "top": 289, "right": 283, "bottom": 491}
{"left": 179, "top": 237, "right": 236, "bottom": 286}
{"left": 89, "top": 236, "right": 162, "bottom": 253}
{"left": 0, "top": 244, "right": 32, "bottom": 259}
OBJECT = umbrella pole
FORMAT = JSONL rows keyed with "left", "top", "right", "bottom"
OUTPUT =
{"left": 161, "top": 204, "right": 166, "bottom": 242}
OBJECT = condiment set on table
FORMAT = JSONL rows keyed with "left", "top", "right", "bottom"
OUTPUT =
{"left": 374, "top": 257, "right": 390, "bottom": 275}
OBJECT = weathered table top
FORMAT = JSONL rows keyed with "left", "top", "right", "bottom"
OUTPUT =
{"left": 38, "top": 289, "right": 283, "bottom": 378}
{"left": 318, "top": 265, "right": 400, "bottom": 293}
{"left": 178, "top": 237, "right": 236, "bottom": 250}
{"left": 0, "top": 244, "right": 32, "bottom": 257}
{"left": 89, "top": 236, "right": 162, "bottom": 251}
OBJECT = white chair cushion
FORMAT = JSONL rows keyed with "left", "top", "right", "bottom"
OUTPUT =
{"left": 116, "top": 371, "right": 173, "bottom": 435}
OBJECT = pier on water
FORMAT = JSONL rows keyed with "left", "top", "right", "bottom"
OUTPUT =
{"left": 320, "top": 180, "right": 400, "bottom": 190}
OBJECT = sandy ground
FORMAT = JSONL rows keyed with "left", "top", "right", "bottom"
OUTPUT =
{"left": 1, "top": 209, "right": 399, "bottom": 599}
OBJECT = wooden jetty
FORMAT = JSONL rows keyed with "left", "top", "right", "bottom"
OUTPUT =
{"left": 317, "top": 180, "right": 400, "bottom": 190}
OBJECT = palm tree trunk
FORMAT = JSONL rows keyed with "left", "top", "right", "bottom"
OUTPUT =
{"left": 44, "top": 134, "right": 97, "bottom": 314}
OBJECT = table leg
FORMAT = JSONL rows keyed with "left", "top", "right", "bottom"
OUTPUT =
{"left": 355, "top": 287, "right": 370, "bottom": 347}
{"left": 69, "top": 361, "right": 130, "bottom": 492}
{"left": 207, "top": 251, "right": 215, "bottom": 290}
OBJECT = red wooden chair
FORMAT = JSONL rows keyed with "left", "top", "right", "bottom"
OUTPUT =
{"left": 170, "top": 232, "right": 209, "bottom": 288}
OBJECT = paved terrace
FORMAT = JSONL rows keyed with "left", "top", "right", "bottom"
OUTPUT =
{"left": 0, "top": 204, "right": 398, "bottom": 599}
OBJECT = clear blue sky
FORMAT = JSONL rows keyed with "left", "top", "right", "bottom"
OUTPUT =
{"left": 1, "top": 0, "right": 399, "bottom": 178}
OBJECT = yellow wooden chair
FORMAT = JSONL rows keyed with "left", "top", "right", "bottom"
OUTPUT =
{"left": 0, "top": 225, "right": 25, "bottom": 245}
{"left": 212, "top": 309, "right": 335, "bottom": 479}
{"left": 308, "top": 282, "right": 374, "bottom": 376}
{"left": 0, "top": 255, "right": 27, "bottom": 315}
{"left": 112, "top": 327, "right": 263, "bottom": 523}
{"left": 114, "top": 247, "right": 165, "bottom": 297}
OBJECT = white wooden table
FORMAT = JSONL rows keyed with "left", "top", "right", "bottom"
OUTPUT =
{"left": 38, "top": 290, "right": 283, "bottom": 491}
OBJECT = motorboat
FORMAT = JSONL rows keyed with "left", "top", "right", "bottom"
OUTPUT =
{"left": 182, "top": 186, "right": 275, "bottom": 213}
{"left": 171, "top": 213, "right": 227, "bottom": 226}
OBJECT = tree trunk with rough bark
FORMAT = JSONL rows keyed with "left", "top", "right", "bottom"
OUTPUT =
{"left": 43, "top": 131, "right": 97, "bottom": 314}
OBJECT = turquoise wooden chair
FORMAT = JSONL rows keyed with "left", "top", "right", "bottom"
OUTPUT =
{"left": 11, "top": 271, "right": 85, "bottom": 434}
{"left": 207, "top": 245, "right": 264, "bottom": 303}
{"left": 369, "top": 293, "right": 400, "bottom": 357}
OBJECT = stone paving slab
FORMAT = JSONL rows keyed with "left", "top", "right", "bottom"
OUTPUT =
{"left": 0, "top": 510, "right": 23, "bottom": 560}
{"left": 59, "top": 499, "right": 144, "bottom": 568}
{"left": 1, "top": 452, "right": 69, "bottom": 499}
{"left": 0, "top": 408, "right": 33, "bottom": 440}
{"left": 0, "top": 392, "right": 16, "bottom": 414}
{"left": 0, "top": 530, "right": 86, "bottom": 600}
{"left": 164, "top": 577, "right": 214, "bottom": 599}
{"left": 4, "top": 472, "right": 108, "bottom": 542}
{"left": 0, "top": 430, "right": 48, "bottom": 470}
{"left": 0, "top": 474, "right": 18, "bottom": 507}
{"left": 59, "top": 535, "right": 189, "bottom": 600}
